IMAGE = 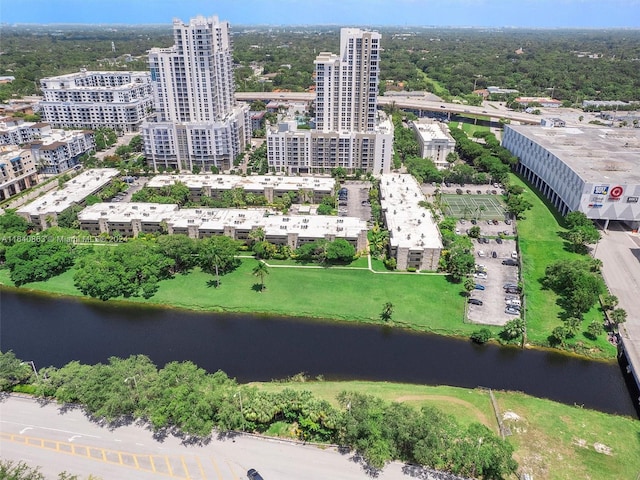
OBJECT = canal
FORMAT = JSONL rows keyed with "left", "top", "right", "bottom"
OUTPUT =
{"left": 1, "top": 288, "right": 638, "bottom": 418}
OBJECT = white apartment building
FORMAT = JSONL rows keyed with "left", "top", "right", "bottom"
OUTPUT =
{"left": 39, "top": 70, "right": 154, "bottom": 133}
{"left": 30, "top": 130, "right": 95, "bottom": 174}
{"left": 410, "top": 119, "right": 456, "bottom": 169}
{"left": 379, "top": 174, "right": 443, "bottom": 271}
{"left": 141, "top": 15, "right": 251, "bottom": 172}
{"left": 146, "top": 174, "right": 335, "bottom": 203}
{"left": 267, "top": 28, "right": 393, "bottom": 175}
{"left": 17, "top": 168, "right": 119, "bottom": 229}
{"left": 502, "top": 125, "right": 640, "bottom": 229}
{"left": 77, "top": 203, "right": 368, "bottom": 251}
{"left": 0, "top": 147, "right": 39, "bottom": 201}
{"left": 0, "top": 118, "right": 53, "bottom": 145}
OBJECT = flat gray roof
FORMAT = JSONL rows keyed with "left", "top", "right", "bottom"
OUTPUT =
{"left": 507, "top": 125, "right": 640, "bottom": 184}
{"left": 147, "top": 174, "right": 335, "bottom": 193}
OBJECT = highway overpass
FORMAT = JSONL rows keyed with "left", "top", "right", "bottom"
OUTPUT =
{"left": 235, "top": 92, "right": 540, "bottom": 125}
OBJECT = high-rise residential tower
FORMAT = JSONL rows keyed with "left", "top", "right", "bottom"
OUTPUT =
{"left": 142, "top": 15, "right": 251, "bottom": 172}
{"left": 267, "top": 28, "right": 392, "bottom": 175}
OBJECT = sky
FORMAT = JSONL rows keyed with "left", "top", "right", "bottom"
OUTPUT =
{"left": 2, "top": 0, "right": 640, "bottom": 28}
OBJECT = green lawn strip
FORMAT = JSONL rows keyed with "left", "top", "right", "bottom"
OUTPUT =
{"left": 512, "top": 174, "right": 615, "bottom": 357}
{"left": 495, "top": 390, "right": 640, "bottom": 480}
{"left": 263, "top": 256, "right": 369, "bottom": 268}
{"left": 251, "top": 379, "right": 640, "bottom": 480}
{"left": 251, "top": 381, "right": 496, "bottom": 429}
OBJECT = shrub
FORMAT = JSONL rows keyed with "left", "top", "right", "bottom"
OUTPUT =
{"left": 470, "top": 328, "right": 493, "bottom": 344}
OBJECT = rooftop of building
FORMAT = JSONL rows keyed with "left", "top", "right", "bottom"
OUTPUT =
{"left": 410, "top": 119, "right": 454, "bottom": 142}
{"left": 379, "top": 174, "right": 442, "bottom": 250}
{"left": 28, "top": 129, "right": 92, "bottom": 148}
{"left": 78, "top": 203, "right": 368, "bottom": 240}
{"left": 17, "top": 168, "right": 119, "bottom": 216}
{"left": 506, "top": 125, "right": 640, "bottom": 184}
{"left": 146, "top": 174, "right": 335, "bottom": 192}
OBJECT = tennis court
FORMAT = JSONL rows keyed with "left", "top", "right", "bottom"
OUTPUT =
{"left": 442, "top": 194, "right": 506, "bottom": 220}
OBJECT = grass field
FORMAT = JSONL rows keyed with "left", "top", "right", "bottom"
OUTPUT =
{"left": 512, "top": 174, "right": 615, "bottom": 357}
{"left": 442, "top": 193, "right": 506, "bottom": 220}
{"left": 0, "top": 260, "right": 477, "bottom": 336}
{"left": 250, "top": 379, "right": 640, "bottom": 480}
{"left": 448, "top": 120, "right": 491, "bottom": 136}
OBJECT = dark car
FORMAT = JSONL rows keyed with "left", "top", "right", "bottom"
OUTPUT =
{"left": 503, "top": 283, "right": 518, "bottom": 289}
{"left": 491, "top": 251, "right": 497, "bottom": 258}
{"left": 502, "top": 259, "right": 518, "bottom": 266}
{"left": 474, "top": 284, "right": 485, "bottom": 290}
{"left": 468, "top": 298, "right": 483, "bottom": 306}
{"left": 471, "top": 219, "right": 477, "bottom": 225}
{"left": 495, "top": 237, "right": 503, "bottom": 244}
{"left": 247, "top": 469, "right": 265, "bottom": 480}
{"left": 505, "top": 287, "right": 520, "bottom": 294}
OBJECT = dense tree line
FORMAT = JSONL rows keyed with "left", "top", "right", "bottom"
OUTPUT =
{"left": 2, "top": 25, "right": 639, "bottom": 103}
{"left": 0, "top": 351, "right": 517, "bottom": 478}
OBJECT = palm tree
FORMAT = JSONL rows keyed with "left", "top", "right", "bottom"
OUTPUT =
{"left": 380, "top": 302, "right": 394, "bottom": 322}
{"left": 252, "top": 261, "right": 269, "bottom": 292}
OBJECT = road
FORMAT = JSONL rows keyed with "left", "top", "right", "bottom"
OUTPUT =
{"left": 595, "top": 224, "right": 640, "bottom": 394}
{"left": 0, "top": 396, "right": 450, "bottom": 480}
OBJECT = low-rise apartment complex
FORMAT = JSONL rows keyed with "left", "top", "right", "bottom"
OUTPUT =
{"left": 17, "top": 168, "right": 119, "bottom": 229}
{"left": 146, "top": 174, "right": 335, "bottom": 203}
{"left": 0, "top": 147, "right": 39, "bottom": 201}
{"left": 78, "top": 202, "right": 368, "bottom": 251}
{"left": 379, "top": 174, "right": 442, "bottom": 270}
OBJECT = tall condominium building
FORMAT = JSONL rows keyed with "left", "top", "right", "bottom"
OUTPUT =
{"left": 0, "top": 147, "right": 39, "bottom": 201}
{"left": 141, "top": 15, "right": 251, "bottom": 172}
{"left": 267, "top": 28, "right": 393, "bottom": 176}
{"left": 39, "top": 70, "right": 154, "bottom": 133}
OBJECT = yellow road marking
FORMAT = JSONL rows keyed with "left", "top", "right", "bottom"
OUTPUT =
{"left": 1, "top": 433, "right": 193, "bottom": 479}
{"left": 210, "top": 457, "right": 223, "bottom": 480}
{"left": 195, "top": 456, "right": 205, "bottom": 480}
{"left": 226, "top": 460, "right": 239, "bottom": 480}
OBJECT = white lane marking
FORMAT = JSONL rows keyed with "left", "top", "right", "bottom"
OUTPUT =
{"left": 136, "top": 442, "right": 144, "bottom": 446}
{"left": 115, "top": 439, "right": 122, "bottom": 442}
{"left": 68, "top": 435, "right": 81, "bottom": 442}
{"left": 0, "top": 420, "right": 100, "bottom": 439}
{"left": 19, "top": 427, "right": 33, "bottom": 434}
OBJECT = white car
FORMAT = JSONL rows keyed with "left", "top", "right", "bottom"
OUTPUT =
{"left": 506, "top": 299, "right": 521, "bottom": 307}
{"left": 511, "top": 251, "right": 518, "bottom": 259}
{"left": 473, "top": 272, "right": 487, "bottom": 279}
{"left": 477, "top": 250, "right": 486, "bottom": 257}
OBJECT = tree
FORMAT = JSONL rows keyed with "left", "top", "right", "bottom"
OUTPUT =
{"left": 325, "top": 238, "right": 356, "bottom": 264}
{"left": 505, "top": 194, "right": 532, "bottom": 219}
{"left": 198, "top": 235, "right": 241, "bottom": 287}
{"left": 252, "top": 261, "right": 269, "bottom": 292}
{"left": 587, "top": 320, "right": 604, "bottom": 339}
{"left": 463, "top": 277, "right": 476, "bottom": 296}
{"left": 564, "top": 316, "right": 583, "bottom": 337}
{"left": 601, "top": 294, "right": 618, "bottom": 311}
{"left": 0, "top": 350, "right": 32, "bottom": 391}
{"left": 470, "top": 328, "right": 492, "bottom": 344}
{"left": 0, "top": 209, "right": 29, "bottom": 234}
{"left": 551, "top": 325, "right": 569, "bottom": 346}
{"left": 467, "top": 225, "right": 480, "bottom": 238}
{"left": 74, "top": 239, "right": 173, "bottom": 301}
{"left": 501, "top": 318, "right": 526, "bottom": 342}
{"left": 380, "top": 302, "right": 394, "bottom": 322}
{"left": 610, "top": 308, "right": 627, "bottom": 326}
{"left": 155, "top": 235, "right": 198, "bottom": 274}
{"left": 565, "top": 211, "right": 592, "bottom": 229}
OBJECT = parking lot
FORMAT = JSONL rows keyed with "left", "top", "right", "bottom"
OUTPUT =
{"left": 337, "top": 181, "right": 372, "bottom": 223}
{"left": 466, "top": 233, "right": 521, "bottom": 326}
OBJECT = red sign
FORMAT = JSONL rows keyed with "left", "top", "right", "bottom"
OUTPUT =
{"left": 610, "top": 186, "right": 624, "bottom": 199}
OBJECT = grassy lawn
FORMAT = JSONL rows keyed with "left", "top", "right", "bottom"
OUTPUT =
{"left": 512, "top": 174, "right": 615, "bottom": 357}
{"left": 0, "top": 260, "right": 478, "bottom": 336}
{"left": 250, "top": 379, "right": 640, "bottom": 480}
{"left": 449, "top": 120, "right": 490, "bottom": 136}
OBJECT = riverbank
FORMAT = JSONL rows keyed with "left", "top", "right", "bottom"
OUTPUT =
{"left": 0, "top": 248, "right": 617, "bottom": 360}
{"left": 251, "top": 379, "right": 640, "bottom": 480}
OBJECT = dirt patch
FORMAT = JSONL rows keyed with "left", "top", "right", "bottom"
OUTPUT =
{"left": 394, "top": 394, "right": 493, "bottom": 428}
{"left": 503, "top": 410, "right": 522, "bottom": 421}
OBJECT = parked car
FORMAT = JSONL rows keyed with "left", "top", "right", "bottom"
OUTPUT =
{"left": 511, "top": 251, "right": 518, "bottom": 259}
{"left": 492, "top": 219, "right": 499, "bottom": 225}
{"left": 495, "top": 238, "right": 503, "bottom": 244}
{"left": 483, "top": 238, "right": 490, "bottom": 244}
{"left": 492, "top": 251, "right": 497, "bottom": 258}
{"left": 502, "top": 259, "right": 518, "bottom": 266}
{"left": 505, "top": 287, "right": 520, "bottom": 294}
{"left": 247, "top": 469, "right": 265, "bottom": 480}
{"left": 506, "top": 299, "right": 521, "bottom": 307}
{"left": 505, "top": 294, "right": 519, "bottom": 301}
{"left": 471, "top": 219, "right": 477, "bottom": 225}
{"left": 473, "top": 272, "right": 487, "bottom": 279}
{"left": 503, "top": 283, "right": 518, "bottom": 289}
{"left": 505, "top": 306, "right": 520, "bottom": 315}
{"left": 474, "top": 284, "right": 486, "bottom": 290}
{"left": 475, "top": 264, "right": 486, "bottom": 272}
{"left": 477, "top": 250, "right": 486, "bottom": 257}
{"left": 505, "top": 219, "right": 512, "bottom": 225}
{"left": 468, "top": 298, "right": 483, "bottom": 305}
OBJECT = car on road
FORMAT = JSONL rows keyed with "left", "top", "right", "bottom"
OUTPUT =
{"left": 505, "top": 306, "right": 520, "bottom": 315}
{"left": 502, "top": 259, "right": 518, "bottom": 266}
{"left": 474, "top": 284, "right": 485, "bottom": 290}
{"left": 247, "top": 469, "right": 264, "bottom": 480}
{"left": 468, "top": 298, "right": 483, "bottom": 305}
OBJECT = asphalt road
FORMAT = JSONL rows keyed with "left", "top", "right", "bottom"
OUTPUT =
{"left": 0, "top": 396, "right": 451, "bottom": 480}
